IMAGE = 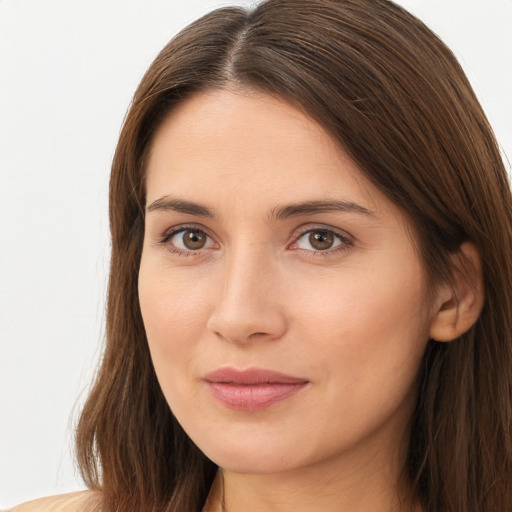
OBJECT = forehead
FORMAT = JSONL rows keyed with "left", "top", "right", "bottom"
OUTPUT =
{"left": 145, "top": 89, "right": 382, "bottom": 215}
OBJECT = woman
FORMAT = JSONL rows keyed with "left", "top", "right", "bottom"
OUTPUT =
{"left": 11, "top": 0, "right": 512, "bottom": 511}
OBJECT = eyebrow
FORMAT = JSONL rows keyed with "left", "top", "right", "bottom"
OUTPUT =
{"left": 146, "top": 196, "right": 374, "bottom": 219}
{"left": 269, "top": 200, "right": 375, "bottom": 220}
{"left": 146, "top": 197, "right": 215, "bottom": 217}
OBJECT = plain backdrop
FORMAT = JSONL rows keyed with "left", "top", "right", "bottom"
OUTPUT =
{"left": 1, "top": 0, "right": 511, "bottom": 508}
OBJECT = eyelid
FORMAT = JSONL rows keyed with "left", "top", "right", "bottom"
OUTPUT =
{"left": 159, "top": 223, "right": 213, "bottom": 242}
{"left": 288, "top": 224, "right": 355, "bottom": 253}
{"left": 158, "top": 223, "right": 219, "bottom": 254}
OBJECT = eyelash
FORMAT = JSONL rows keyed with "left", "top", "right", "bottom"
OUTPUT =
{"left": 158, "top": 224, "right": 354, "bottom": 258}
{"left": 291, "top": 225, "right": 354, "bottom": 257}
{"left": 158, "top": 224, "right": 216, "bottom": 257}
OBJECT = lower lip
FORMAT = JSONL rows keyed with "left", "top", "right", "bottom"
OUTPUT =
{"left": 206, "top": 382, "right": 308, "bottom": 411}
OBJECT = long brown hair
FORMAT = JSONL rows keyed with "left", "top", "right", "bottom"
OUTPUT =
{"left": 76, "top": 1, "right": 512, "bottom": 510}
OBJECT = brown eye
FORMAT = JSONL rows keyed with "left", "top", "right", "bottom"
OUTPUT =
{"left": 293, "top": 228, "right": 350, "bottom": 253}
{"left": 163, "top": 227, "right": 214, "bottom": 252}
{"left": 182, "top": 230, "right": 207, "bottom": 250}
{"left": 308, "top": 230, "right": 334, "bottom": 250}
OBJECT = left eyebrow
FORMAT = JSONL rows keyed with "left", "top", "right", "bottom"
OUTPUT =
{"left": 269, "top": 200, "right": 375, "bottom": 220}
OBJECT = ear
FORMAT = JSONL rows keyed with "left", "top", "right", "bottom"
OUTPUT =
{"left": 429, "top": 241, "right": 485, "bottom": 342}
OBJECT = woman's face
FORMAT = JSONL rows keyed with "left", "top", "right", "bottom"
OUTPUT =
{"left": 139, "top": 89, "right": 438, "bottom": 476}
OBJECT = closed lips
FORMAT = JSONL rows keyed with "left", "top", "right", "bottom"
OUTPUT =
{"left": 204, "top": 368, "right": 309, "bottom": 411}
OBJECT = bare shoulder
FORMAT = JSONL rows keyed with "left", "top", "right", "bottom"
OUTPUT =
{"left": 7, "top": 491, "right": 101, "bottom": 512}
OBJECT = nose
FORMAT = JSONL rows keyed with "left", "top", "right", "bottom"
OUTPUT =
{"left": 206, "top": 247, "right": 288, "bottom": 345}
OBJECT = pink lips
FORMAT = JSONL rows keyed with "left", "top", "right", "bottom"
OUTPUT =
{"left": 204, "top": 368, "right": 309, "bottom": 411}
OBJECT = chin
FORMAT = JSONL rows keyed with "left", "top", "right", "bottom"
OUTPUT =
{"left": 205, "top": 444, "right": 302, "bottom": 475}
{"left": 185, "top": 421, "right": 323, "bottom": 475}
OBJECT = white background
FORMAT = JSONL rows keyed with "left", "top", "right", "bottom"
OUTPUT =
{"left": 1, "top": 0, "right": 510, "bottom": 508}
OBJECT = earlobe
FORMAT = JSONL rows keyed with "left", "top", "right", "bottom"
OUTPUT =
{"left": 429, "top": 242, "right": 485, "bottom": 342}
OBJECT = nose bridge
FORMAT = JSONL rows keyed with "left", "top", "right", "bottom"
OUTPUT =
{"left": 225, "top": 241, "right": 267, "bottom": 297}
{"left": 207, "top": 241, "right": 286, "bottom": 343}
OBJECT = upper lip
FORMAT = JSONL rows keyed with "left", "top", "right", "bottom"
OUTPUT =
{"left": 204, "top": 367, "right": 309, "bottom": 385}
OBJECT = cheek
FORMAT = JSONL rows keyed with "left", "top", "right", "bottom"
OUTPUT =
{"left": 294, "top": 261, "right": 429, "bottom": 335}
{"left": 290, "top": 259, "right": 431, "bottom": 389}
{"left": 138, "top": 262, "right": 213, "bottom": 377}
{"left": 139, "top": 273, "right": 214, "bottom": 426}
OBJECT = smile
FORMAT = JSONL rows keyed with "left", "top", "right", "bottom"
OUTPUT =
{"left": 204, "top": 367, "right": 310, "bottom": 411}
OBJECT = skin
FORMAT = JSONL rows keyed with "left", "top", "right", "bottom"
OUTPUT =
{"left": 139, "top": 88, "right": 444, "bottom": 512}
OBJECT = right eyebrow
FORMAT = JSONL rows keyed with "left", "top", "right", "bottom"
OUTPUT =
{"left": 146, "top": 196, "right": 215, "bottom": 217}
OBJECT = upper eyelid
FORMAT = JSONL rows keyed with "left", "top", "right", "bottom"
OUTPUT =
{"left": 291, "top": 223, "right": 354, "bottom": 242}
{"left": 160, "top": 223, "right": 213, "bottom": 240}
